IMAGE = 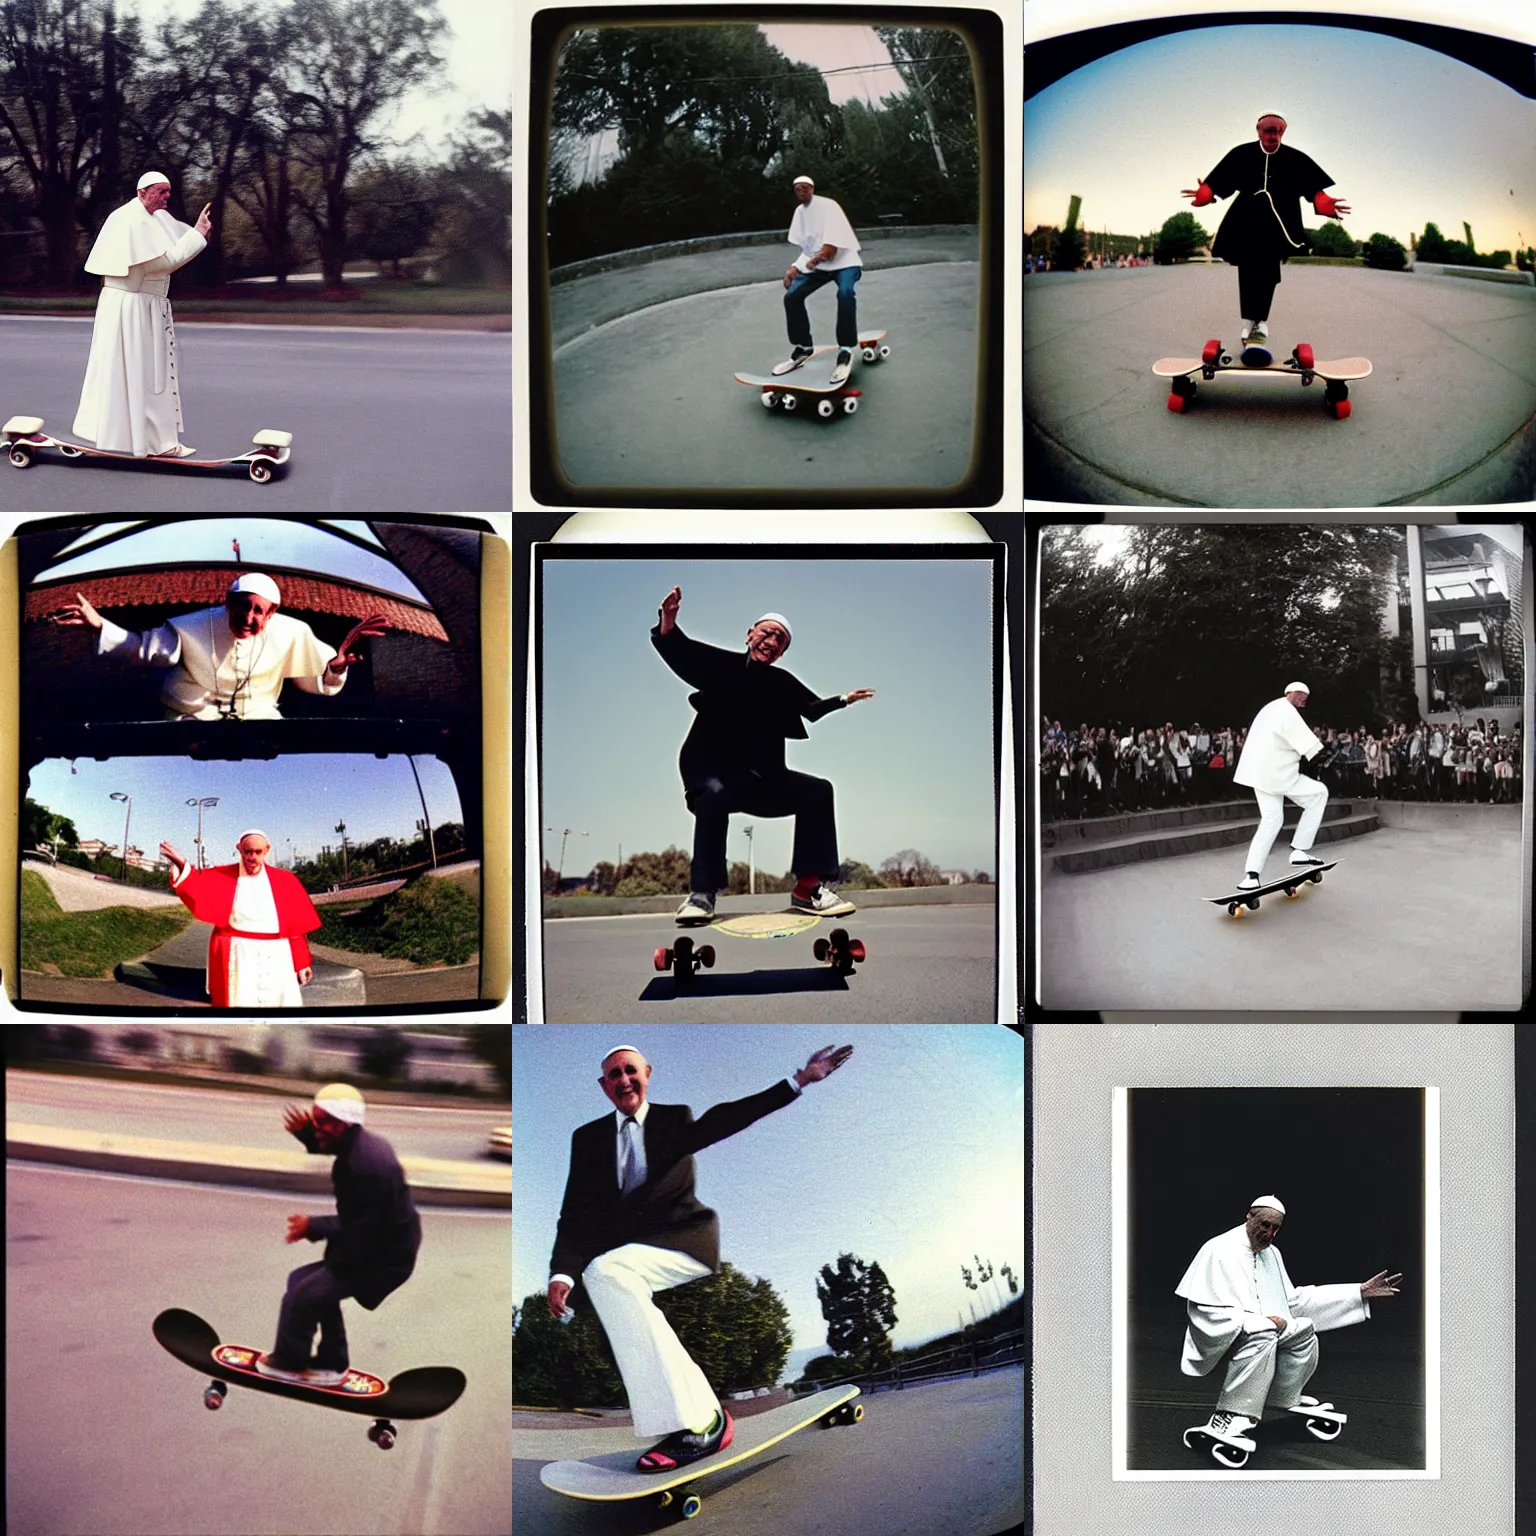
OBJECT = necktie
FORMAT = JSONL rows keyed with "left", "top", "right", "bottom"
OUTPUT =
{"left": 619, "top": 1116, "right": 641, "bottom": 1194}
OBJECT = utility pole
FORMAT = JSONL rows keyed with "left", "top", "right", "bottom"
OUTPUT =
{"left": 109, "top": 791, "right": 132, "bottom": 879}
{"left": 335, "top": 819, "right": 349, "bottom": 882}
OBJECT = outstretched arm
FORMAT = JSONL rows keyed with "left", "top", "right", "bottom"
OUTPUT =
{"left": 794, "top": 1044, "right": 853, "bottom": 1087}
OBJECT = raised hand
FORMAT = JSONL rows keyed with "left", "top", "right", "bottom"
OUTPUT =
{"left": 1360, "top": 1269, "right": 1402, "bottom": 1299}
{"left": 195, "top": 202, "right": 212, "bottom": 237}
{"left": 327, "top": 612, "right": 388, "bottom": 674}
{"left": 659, "top": 585, "right": 682, "bottom": 634}
{"left": 282, "top": 1104, "right": 313, "bottom": 1137}
{"left": 159, "top": 840, "right": 188, "bottom": 875}
{"left": 798, "top": 1043, "right": 853, "bottom": 1084}
{"left": 845, "top": 688, "right": 876, "bottom": 704}
{"left": 52, "top": 592, "right": 103, "bottom": 629}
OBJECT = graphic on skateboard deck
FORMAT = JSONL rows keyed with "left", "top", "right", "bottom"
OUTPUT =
{"left": 540, "top": 1385, "right": 863, "bottom": 1522}
{"left": 152, "top": 1307, "right": 465, "bottom": 1449}
{"left": 654, "top": 909, "right": 867, "bottom": 983}
{"left": 4, "top": 415, "right": 293, "bottom": 482}
{"left": 1152, "top": 341, "right": 1371, "bottom": 418}
{"left": 735, "top": 331, "right": 889, "bottom": 420}
{"left": 1202, "top": 861, "right": 1339, "bottom": 918}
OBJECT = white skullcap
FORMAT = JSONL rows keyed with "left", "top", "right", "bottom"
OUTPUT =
{"left": 235, "top": 829, "right": 270, "bottom": 846}
{"left": 792, "top": 175, "right": 814, "bottom": 186}
{"left": 1250, "top": 1195, "right": 1286, "bottom": 1215}
{"left": 1284, "top": 681, "right": 1309, "bottom": 696}
{"left": 601, "top": 1044, "right": 645, "bottom": 1068}
{"left": 228, "top": 572, "right": 281, "bottom": 605}
{"left": 313, "top": 1082, "right": 366, "bottom": 1125}
{"left": 137, "top": 171, "right": 171, "bottom": 190}
{"left": 753, "top": 612, "right": 792, "bottom": 643}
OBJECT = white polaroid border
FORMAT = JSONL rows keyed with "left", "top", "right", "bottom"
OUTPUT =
{"left": 1111, "top": 1084, "right": 1441, "bottom": 1481}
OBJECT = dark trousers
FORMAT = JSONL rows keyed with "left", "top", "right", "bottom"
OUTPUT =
{"left": 784, "top": 266, "right": 861, "bottom": 349}
{"left": 684, "top": 769, "right": 840, "bottom": 894}
{"left": 272, "top": 1260, "right": 353, "bottom": 1371}
{"left": 1237, "top": 259, "right": 1282, "bottom": 324}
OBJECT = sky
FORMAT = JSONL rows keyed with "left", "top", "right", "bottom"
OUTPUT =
{"left": 27, "top": 751, "right": 462, "bottom": 868}
{"left": 1024, "top": 23, "right": 1536, "bottom": 258}
{"left": 33, "top": 520, "right": 429, "bottom": 604}
{"left": 538, "top": 556, "right": 998, "bottom": 881}
{"left": 129, "top": 0, "right": 510, "bottom": 161}
{"left": 511, "top": 1024, "right": 1024, "bottom": 1381}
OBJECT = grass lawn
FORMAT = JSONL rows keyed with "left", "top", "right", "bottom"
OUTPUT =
{"left": 20, "top": 868, "right": 192, "bottom": 978}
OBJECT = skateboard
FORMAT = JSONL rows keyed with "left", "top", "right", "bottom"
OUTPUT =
{"left": 1203, "top": 860, "right": 1338, "bottom": 917}
{"left": 4, "top": 415, "right": 293, "bottom": 482}
{"left": 1153, "top": 341, "right": 1371, "bottom": 418}
{"left": 1288, "top": 1395, "right": 1347, "bottom": 1441}
{"left": 540, "top": 1385, "right": 863, "bottom": 1523}
{"left": 152, "top": 1307, "right": 465, "bottom": 1449}
{"left": 1183, "top": 1418, "right": 1258, "bottom": 1469}
{"left": 654, "top": 909, "right": 867, "bottom": 983}
{"left": 734, "top": 331, "right": 890, "bottom": 420}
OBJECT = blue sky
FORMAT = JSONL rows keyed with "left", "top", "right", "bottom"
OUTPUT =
{"left": 1025, "top": 23, "right": 1535, "bottom": 257}
{"left": 538, "top": 556, "right": 998, "bottom": 880}
{"left": 27, "top": 752, "right": 462, "bottom": 867}
{"left": 512, "top": 1025, "right": 1024, "bottom": 1379}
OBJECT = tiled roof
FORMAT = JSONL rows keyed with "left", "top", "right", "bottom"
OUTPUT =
{"left": 26, "top": 566, "right": 449, "bottom": 642}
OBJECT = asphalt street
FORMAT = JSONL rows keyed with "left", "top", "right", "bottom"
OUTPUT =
{"left": 1039, "top": 810, "right": 1524, "bottom": 1011}
{"left": 0, "top": 318, "right": 510, "bottom": 512}
{"left": 1024, "top": 263, "right": 1536, "bottom": 505}
{"left": 537, "top": 903, "right": 998, "bottom": 1023}
{"left": 5, "top": 1161, "right": 510, "bottom": 1536}
{"left": 512, "top": 1367, "right": 1024, "bottom": 1536}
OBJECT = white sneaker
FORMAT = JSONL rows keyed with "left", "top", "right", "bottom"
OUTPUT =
{"left": 791, "top": 883, "right": 856, "bottom": 916}
{"left": 1237, "top": 871, "right": 1262, "bottom": 891}
{"left": 674, "top": 893, "right": 715, "bottom": 925}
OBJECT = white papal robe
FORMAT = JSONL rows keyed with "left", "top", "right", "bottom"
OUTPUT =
{"left": 171, "top": 862, "right": 303, "bottom": 1008}
{"left": 96, "top": 608, "right": 345, "bottom": 720}
{"left": 1175, "top": 1223, "right": 1369, "bottom": 1377}
{"left": 74, "top": 198, "right": 206, "bottom": 455}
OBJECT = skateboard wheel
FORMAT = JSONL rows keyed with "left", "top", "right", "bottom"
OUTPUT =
{"left": 654, "top": 946, "right": 671, "bottom": 971}
{"left": 1202, "top": 338, "right": 1223, "bottom": 365}
{"left": 370, "top": 1421, "right": 396, "bottom": 1450}
{"left": 657, "top": 1491, "right": 674, "bottom": 1508}
{"left": 58, "top": 443, "right": 84, "bottom": 458}
{"left": 842, "top": 396, "right": 858, "bottom": 415}
{"left": 862, "top": 346, "right": 876, "bottom": 363}
{"left": 813, "top": 937, "right": 830, "bottom": 962}
{"left": 203, "top": 1382, "right": 226, "bottom": 1410}
{"left": 847, "top": 939, "right": 866, "bottom": 963}
{"left": 249, "top": 460, "right": 273, "bottom": 483}
{"left": 697, "top": 944, "right": 715, "bottom": 969}
{"left": 816, "top": 399, "right": 835, "bottom": 419}
{"left": 879, "top": 345, "right": 890, "bottom": 359}
{"left": 681, "top": 1493, "right": 703, "bottom": 1518}
{"left": 1295, "top": 342, "right": 1315, "bottom": 369}
{"left": 8, "top": 445, "right": 33, "bottom": 467}
{"left": 761, "top": 390, "right": 778, "bottom": 409}
{"left": 782, "top": 393, "right": 798, "bottom": 411}
{"left": 1167, "top": 392, "right": 1188, "bottom": 413}
{"left": 1328, "top": 399, "right": 1351, "bottom": 420}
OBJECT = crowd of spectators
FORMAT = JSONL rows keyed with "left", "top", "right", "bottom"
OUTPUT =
{"left": 1041, "top": 713, "right": 1524, "bottom": 823}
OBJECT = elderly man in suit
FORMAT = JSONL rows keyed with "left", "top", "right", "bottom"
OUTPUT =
{"left": 547, "top": 1042, "right": 853, "bottom": 1471}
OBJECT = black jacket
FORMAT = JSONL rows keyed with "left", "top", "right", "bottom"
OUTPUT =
{"left": 550, "top": 1079, "right": 798, "bottom": 1310}
{"left": 292, "top": 1121, "right": 422, "bottom": 1309}
{"left": 651, "top": 623, "right": 846, "bottom": 782}
{"left": 1205, "top": 141, "right": 1333, "bottom": 265}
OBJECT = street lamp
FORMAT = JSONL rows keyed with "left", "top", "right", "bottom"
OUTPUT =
{"left": 109, "top": 791, "right": 132, "bottom": 880}
{"left": 186, "top": 796, "right": 219, "bottom": 870}
{"left": 544, "top": 826, "right": 588, "bottom": 893}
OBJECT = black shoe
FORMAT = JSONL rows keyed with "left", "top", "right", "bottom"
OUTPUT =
{"left": 636, "top": 1407, "right": 733, "bottom": 1471}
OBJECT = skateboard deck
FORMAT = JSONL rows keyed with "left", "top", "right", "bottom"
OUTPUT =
{"left": 4, "top": 415, "right": 292, "bottom": 482}
{"left": 1153, "top": 341, "right": 1371, "bottom": 418}
{"left": 152, "top": 1307, "right": 465, "bottom": 1449}
{"left": 540, "top": 1385, "right": 862, "bottom": 1520}
{"left": 1203, "top": 861, "right": 1338, "bottom": 917}
{"left": 1183, "top": 1422, "right": 1258, "bottom": 1468}
{"left": 655, "top": 909, "right": 867, "bottom": 981}
{"left": 735, "top": 331, "right": 889, "bottom": 419}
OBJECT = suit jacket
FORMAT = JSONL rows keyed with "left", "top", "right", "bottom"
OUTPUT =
{"left": 550, "top": 1079, "right": 798, "bottom": 1309}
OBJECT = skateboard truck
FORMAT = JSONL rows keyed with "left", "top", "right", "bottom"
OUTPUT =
{"left": 654, "top": 934, "right": 715, "bottom": 983}
{"left": 812, "top": 927, "right": 867, "bottom": 974}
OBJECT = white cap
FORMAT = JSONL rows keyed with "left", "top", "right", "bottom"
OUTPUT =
{"left": 792, "top": 175, "right": 814, "bottom": 186}
{"left": 235, "top": 829, "right": 270, "bottom": 847}
{"left": 1250, "top": 1195, "right": 1286, "bottom": 1215}
{"left": 228, "top": 572, "right": 281, "bottom": 605}
{"left": 314, "top": 1082, "right": 366, "bottom": 1125}
{"left": 753, "top": 612, "right": 792, "bottom": 645}
{"left": 137, "top": 171, "right": 171, "bottom": 190}
{"left": 601, "top": 1045, "right": 645, "bottom": 1069}
{"left": 1284, "top": 681, "right": 1309, "bottom": 696}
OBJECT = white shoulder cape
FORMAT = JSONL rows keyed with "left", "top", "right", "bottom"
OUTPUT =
{"left": 85, "top": 197, "right": 198, "bottom": 277}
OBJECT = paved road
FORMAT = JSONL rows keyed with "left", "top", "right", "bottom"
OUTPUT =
{"left": 0, "top": 318, "right": 510, "bottom": 512}
{"left": 513, "top": 1368, "right": 1024, "bottom": 1536}
{"left": 23, "top": 857, "right": 184, "bottom": 911}
{"left": 539, "top": 903, "right": 998, "bottom": 1022}
{"left": 5, "top": 1161, "right": 510, "bottom": 1535}
{"left": 1040, "top": 815, "right": 1523, "bottom": 1010}
{"left": 1025, "top": 263, "right": 1536, "bottom": 505}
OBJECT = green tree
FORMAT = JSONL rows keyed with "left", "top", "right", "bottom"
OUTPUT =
{"left": 815, "top": 1252, "right": 897, "bottom": 1374}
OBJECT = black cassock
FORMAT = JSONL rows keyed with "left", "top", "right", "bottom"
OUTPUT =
{"left": 1204, "top": 142, "right": 1334, "bottom": 266}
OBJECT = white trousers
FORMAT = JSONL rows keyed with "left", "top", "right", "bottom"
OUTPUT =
{"left": 1216, "top": 1317, "right": 1318, "bottom": 1417}
{"left": 582, "top": 1243, "right": 716, "bottom": 1437}
{"left": 1243, "top": 776, "right": 1328, "bottom": 873}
